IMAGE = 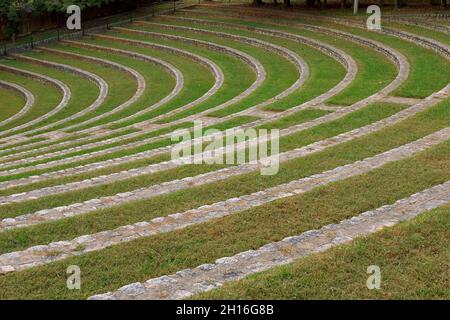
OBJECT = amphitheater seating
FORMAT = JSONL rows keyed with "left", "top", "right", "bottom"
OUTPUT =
{"left": 0, "top": 3, "right": 448, "bottom": 300}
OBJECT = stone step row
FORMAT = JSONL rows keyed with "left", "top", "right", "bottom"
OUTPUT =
{"left": 0, "top": 26, "right": 275, "bottom": 169}
{"left": 2, "top": 21, "right": 410, "bottom": 194}
{"left": 382, "top": 27, "right": 450, "bottom": 60}
{"left": 132, "top": 20, "right": 309, "bottom": 113}
{"left": 89, "top": 180, "right": 450, "bottom": 300}
{"left": 380, "top": 96, "right": 424, "bottom": 105}
{"left": 0, "top": 21, "right": 362, "bottom": 183}
{"left": 3, "top": 78, "right": 446, "bottom": 231}
{"left": 0, "top": 46, "right": 146, "bottom": 152}
{"left": 0, "top": 40, "right": 185, "bottom": 162}
{"left": 0, "top": 64, "right": 71, "bottom": 139}
{"left": 0, "top": 32, "right": 226, "bottom": 157}
{"left": 310, "top": 104, "right": 346, "bottom": 111}
{"left": 10, "top": 53, "right": 109, "bottom": 136}
{"left": 0, "top": 80, "right": 35, "bottom": 128}
{"left": 386, "top": 16, "right": 450, "bottom": 34}
{"left": 1, "top": 125, "right": 448, "bottom": 275}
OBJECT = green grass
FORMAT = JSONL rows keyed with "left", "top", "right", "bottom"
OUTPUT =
{"left": 0, "top": 117, "right": 251, "bottom": 181}
{"left": 100, "top": 30, "right": 254, "bottom": 125}
{"left": 1, "top": 57, "right": 99, "bottom": 137}
{"left": 197, "top": 204, "right": 450, "bottom": 299}
{"left": 0, "top": 87, "right": 26, "bottom": 124}
{"left": 5, "top": 15, "right": 342, "bottom": 162}
{"left": 0, "top": 100, "right": 444, "bottom": 256}
{"left": 386, "top": 22, "right": 450, "bottom": 47}
{"left": 21, "top": 48, "right": 137, "bottom": 133}
{"left": 0, "top": 67, "right": 62, "bottom": 136}
{"left": 0, "top": 9, "right": 448, "bottom": 300}
{"left": 0, "top": 102, "right": 405, "bottom": 219}
{"left": 0, "top": 137, "right": 447, "bottom": 299}
{"left": 124, "top": 23, "right": 300, "bottom": 117}
{"left": 307, "top": 20, "right": 450, "bottom": 98}
{"left": 0, "top": 16, "right": 398, "bottom": 170}
{"left": 0, "top": 42, "right": 175, "bottom": 161}
{"left": 149, "top": 16, "right": 347, "bottom": 111}
{"left": 0, "top": 117, "right": 255, "bottom": 196}
{"left": 187, "top": 9, "right": 450, "bottom": 99}
{"left": 0, "top": 26, "right": 291, "bottom": 172}
{"left": 48, "top": 42, "right": 175, "bottom": 129}
{"left": 175, "top": 15, "right": 397, "bottom": 107}
{"left": 257, "top": 108, "right": 330, "bottom": 130}
{"left": 0, "top": 34, "right": 218, "bottom": 159}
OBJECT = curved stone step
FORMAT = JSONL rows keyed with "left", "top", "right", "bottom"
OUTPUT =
{"left": 3, "top": 81, "right": 447, "bottom": 230}
{"left": 0, "top": 35, "right": 224, "bottom": 159}
{"left": 0, "top": 65, "right": 71, "bottom": 138}
{"left": 0, "top": 81, "right": 35, "bottom": 128}
{"left": 10, "top": 53, "right": 109, "bottom": 135}
{"left": 1, "top": 125, "right": 448, "bottom": 275}
{"left": 0, "top": 42, "right": 184, "bottom": 165}
{"left": 89, "top": 180, "right": 450, "bottom": 300}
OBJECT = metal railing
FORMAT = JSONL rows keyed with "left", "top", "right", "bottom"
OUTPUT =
{"left": 0, "top": 0, "right": 191, "bottom": 57}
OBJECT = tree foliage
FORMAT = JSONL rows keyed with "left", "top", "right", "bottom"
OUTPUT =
{"left": 0, "top": 0, "right": 119, "bottom": 37}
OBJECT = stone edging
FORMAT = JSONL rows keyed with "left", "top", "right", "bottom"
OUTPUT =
{"left": 0, "top": 33, "right": 225, "bottom": 158}
{"left": 1, "top": 125, "right": 448, "bottom": 275}
{"left": 0, "top": 80, "right": 35, "bottom": 128}
{"left": 0, "top": 64, "right": 71, "bottom": 138}
{"left": 89, "top": 180, "right": 450, "bottom": 300}
{"left": 10, "top": 53, "right": 109, "bottom": 136}
{"left": 0, "top": 41, "right": 184, "bottom": 163}
{"left": 2, "top": 81, "right": 447, "bottom": 232}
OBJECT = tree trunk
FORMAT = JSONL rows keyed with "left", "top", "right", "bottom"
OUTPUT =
{"left": 274, "top": 0, "right": 278, "bottom": 5}
{"left": 253, "top": 0, "right": 263, "bottom": 5}
{"left": 353, "top": 0, "right": 359, "bottom": 14}
{"left": 283, "top": 0, "right": 292, "bottom": 7}
{"left": 341, "top": 0, "right": 347, "bottom": 8}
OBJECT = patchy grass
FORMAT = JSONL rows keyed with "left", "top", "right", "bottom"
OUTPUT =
{"left": 197, "top": 204, "right": 450, "bottom": 300}
{"left": 124, "top": 23, "right": 299, "bottom": 118}
{"left": 0, "top": 100, "right": 446, "bottom": 255}
{"left": 0, "top": 139, "right": 447, "bottom": 299}
{"left": 0, "top": 102, "right": 405, "bottom": 219}
{"left": 0, "top": 87, "right": 26, "bottom": 124}
{"left": 149, "top": 16, "right": 347, "bottom": 111}
{"left": 172, "top": 13, "right": 397, "bottom": 107}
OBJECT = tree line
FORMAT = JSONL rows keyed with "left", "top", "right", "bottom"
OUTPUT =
{"left": 253, "top": 0, "right": 447, "bottom": 8}
{"left": 0, "top": 0, "right": 153, "bottom": 40}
